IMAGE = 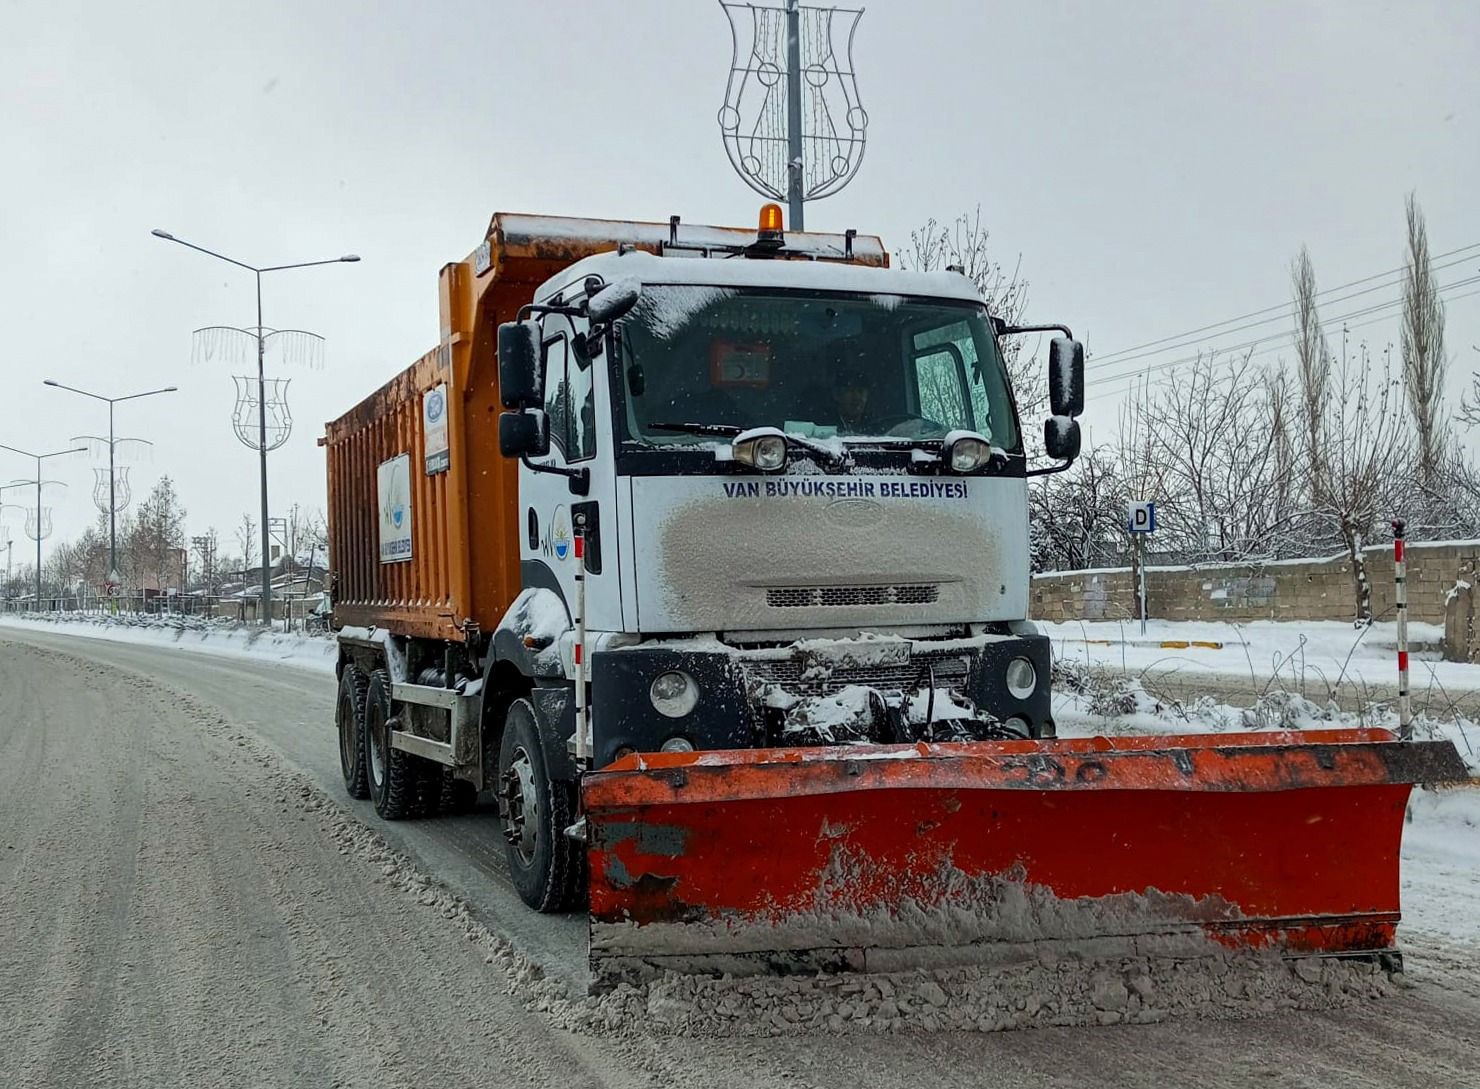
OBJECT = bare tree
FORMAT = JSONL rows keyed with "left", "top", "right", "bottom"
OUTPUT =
{"left": 896, "top": 207, "right": 1041, "bottom": 418}
{"left": 1400, "top": 192, "right": 1448, "bottom": 485}
{"left": 127, "top": 477, "right": 187, "bottom": 592}
{"left": 1115, "top": 352, "right": 1302, "bottom": 563}
{"left": 1316, "top": 338, "right": 1408, "bottom": 623}
{"left": 1029, "top": 446, "right": 1126, "bottom": 571}
{"left": 236, "top": 513, "right": 258, "bottom": 573}
{"left": 1292, "top": 246, "right": 1332, "bottom": 498}
{"left": 1462, "top": 365, "right": 1480, "bottom": 430}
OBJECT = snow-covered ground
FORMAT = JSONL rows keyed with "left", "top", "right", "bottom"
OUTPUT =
{"left": 0, "top": 612, "right": 337, "bottom": 674}
{"left": 1043, "top": 617, "right": 1480, "bottom": 700}
{"left": 1401, "top": 786, "right": 1480, "bottom": 944}
{"left": 4, "top": 609, "right": 1474, "bottom": 951}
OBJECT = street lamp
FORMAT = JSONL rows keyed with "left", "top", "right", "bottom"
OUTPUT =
{"left": 152, "top": 229, "right": 359, "bottom": 625}
{"left": 0, "top": 445, "right": 86, "bottom": 611}
{"left": 44, "top": 379, "right": 177, "bottom": 591}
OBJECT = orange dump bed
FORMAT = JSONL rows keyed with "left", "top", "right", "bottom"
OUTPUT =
{"left": 323, "top": 212, "right": 887, "bottom": 641}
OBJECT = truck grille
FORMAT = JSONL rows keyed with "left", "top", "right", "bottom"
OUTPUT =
{"left": 743, "top": 653, "right": 971, "bottom": 697}
{"left": 765, "top": 583, "right": 941, "bottom": 609}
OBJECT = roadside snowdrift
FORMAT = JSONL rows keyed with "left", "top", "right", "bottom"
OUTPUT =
{"left": 0, "top": 613, "right": 336, "bottom": 674}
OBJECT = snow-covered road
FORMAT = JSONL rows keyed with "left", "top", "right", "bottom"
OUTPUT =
{"left": 2, "top": 624, "right": 1478, "bottom": 1087}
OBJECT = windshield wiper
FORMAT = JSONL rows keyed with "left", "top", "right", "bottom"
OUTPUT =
{"left": 647, "top": 422, "right": 849, "bottom": 469}
{"left": 649, "top": 422, "right": 742, "bottom": 437}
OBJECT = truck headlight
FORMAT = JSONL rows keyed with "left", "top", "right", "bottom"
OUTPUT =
{"left": 1005, "top": 657, "right": 1037, "bottom": 699}
{"left": 650, "top": 670, "right": 700, "bottom": 718}
{"left": 732, "top": 432, "right": 788, "bottom": 472}
{"left": 660, "top": 736, "right": 695, "bottom": 753}
{"left": 947, "top": 435, "right": 991, "bottom": 473}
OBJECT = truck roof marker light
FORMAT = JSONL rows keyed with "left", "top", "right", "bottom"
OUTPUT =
{"left": 757, "top": 203, "right": 785, "bottom": 248}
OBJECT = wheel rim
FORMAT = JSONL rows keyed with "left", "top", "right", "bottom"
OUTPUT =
{"left": 367, "top": 704, "right": 386, "bottom": 789}
{"left": 338, "top": 691, "right": 356, "bottom": 774}
{"left": 499, "top": 746, "right": 539, "bottom": 864}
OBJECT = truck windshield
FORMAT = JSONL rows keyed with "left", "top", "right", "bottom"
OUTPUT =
{"left": 617, "top": 287, "right": 1020, "bottom": 450}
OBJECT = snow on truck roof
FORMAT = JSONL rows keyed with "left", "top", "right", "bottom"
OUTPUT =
{"left": 492, "top": 212, "right": 885, "bottom": 262}
{"left": 538, "top": 249, "right": 988, "bottom": 308}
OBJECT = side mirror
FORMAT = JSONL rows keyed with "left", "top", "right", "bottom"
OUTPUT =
{"left": 1049, "top": 337, "right": 1085, "bottom": 418}
{"left": 499, "top": 409, "right": 549, "bottom": 459}
{"left": 587, "top": 279, "right": 640, "bottom": 324}
{"left": 498, "top": 320, "right": 542, "bottom": 409}
{"left": 1044, "top": 415, "right": 1081, "bottom": 462}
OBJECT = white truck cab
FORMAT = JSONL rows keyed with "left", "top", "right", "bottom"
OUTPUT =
{"left": 497, "top": 233, "right": 1086, "bottom": 765}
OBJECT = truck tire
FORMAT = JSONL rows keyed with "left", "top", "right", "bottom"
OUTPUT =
{"left": 412, "top": 761, "right": 444, "bottom": 819}
{"left": 365, "top": 669, "right": 417, "bottom": 820}
{"left": 440, "top": 770, "right": 479, "bottom": 816}
{"left": 337, "top": 665, "right": 371, "bottom": 799}
{"left": 497, "top": 698, "right": 583, "bottom": 912}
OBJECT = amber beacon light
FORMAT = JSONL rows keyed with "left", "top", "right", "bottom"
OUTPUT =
{"left": 757, "top": 203, "right": 785, "bottom": 246}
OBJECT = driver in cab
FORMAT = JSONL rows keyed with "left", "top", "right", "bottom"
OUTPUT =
{"left": 827, "top": 355, "right": 880, "bottom": 435}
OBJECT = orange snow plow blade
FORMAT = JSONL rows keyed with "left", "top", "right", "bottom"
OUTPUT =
{"left": 583, "top": 729, "right": 1468, "bottom": 983}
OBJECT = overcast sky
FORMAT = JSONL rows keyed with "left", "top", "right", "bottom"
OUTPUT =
{"left": 3, "top": 0, "right": 1477, "bottom": 565}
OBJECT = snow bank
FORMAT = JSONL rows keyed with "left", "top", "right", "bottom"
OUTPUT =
{"left": 0, "top": 613, "right": 337, "bottom": 674}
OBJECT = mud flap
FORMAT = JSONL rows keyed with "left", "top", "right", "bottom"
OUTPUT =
{"left": 583, "top": 729, "right": 1469, "bottom": 984}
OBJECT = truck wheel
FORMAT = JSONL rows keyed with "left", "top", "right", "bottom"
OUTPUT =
{"left": 440, "top": 770, "right": 478, "bottom": 816}
{"left": 412, "top": 761, "right": 444, "bottom": 818}
{"left": 496, "top": 699, "right": 583, "bottom": 911}
{"left": 337, "top": 665, "right": 371, "bottom": 799}
{"left": 365, "top": 669, "right": 417, "bottom": 820}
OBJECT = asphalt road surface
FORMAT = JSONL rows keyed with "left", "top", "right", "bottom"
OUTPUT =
{"left": 2, "top": 626, "right": 1478, "bottom": 1088}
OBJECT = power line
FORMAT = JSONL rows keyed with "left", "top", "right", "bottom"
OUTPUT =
{"left": 1092, "top": 281, "right": 1480, "bottom": 397}
{"left": 1091, "top": 272, "right": 1480, "bottom": 386}
{"left": 1092, "top": 283, "right": 1480, "bottom": 400}
{"left": 1087, "top": 241, "right": 1480, "bottom": 367}
{"left": 1088, "top": 277, "right": 1480, "bottom": 396}
{"left": 1089, "top": 248, "right": 1480, "bottom": 372}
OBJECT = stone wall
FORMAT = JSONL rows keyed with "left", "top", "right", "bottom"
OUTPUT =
{"left": 1030, "top": 539, "right": 1480, "bottom": 626}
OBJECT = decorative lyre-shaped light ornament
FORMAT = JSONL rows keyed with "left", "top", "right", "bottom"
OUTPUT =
{"left": 91, "top": 467, "right": 133, "bottom": 515}
{"left": 232, "top": 376, "right": 294, "bottom": 453}
{"left": 72, "top": 435, "right": 151, "bottom": 516}
{"left": 718, "top": 0, "right": 867, "bottom": 228}
{"left": 193, "top": 325, "right": 322, "bottom": 454}
{"left": 24, "top": 507, "right": 54, "bottom": 543}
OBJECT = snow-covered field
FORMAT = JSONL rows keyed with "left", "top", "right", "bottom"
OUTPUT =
{"left": 0, "top": 612, "right": 337, "bottom": 673}
{"left": 1043, "top": 616, "right": 1471, "bottom": 690}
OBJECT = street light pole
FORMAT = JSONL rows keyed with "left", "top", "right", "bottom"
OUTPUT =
{"left": 256, "top": 268, "right": 269, "bottom": 627}
{"left": 152, "top": 229, "right": 359, "bottom": 625}
{"left": 43, "top": 379, "right": 177, "bottom": 588}
{"left": 0, "top": 445, "right": 86, "bottom": 610}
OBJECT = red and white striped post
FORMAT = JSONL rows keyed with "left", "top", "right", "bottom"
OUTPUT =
{"left": 573, "top": 521, "right": 590, "bottom": 767}
{"left": 1393, "top": 519, "right": 1411, "bottom": 740}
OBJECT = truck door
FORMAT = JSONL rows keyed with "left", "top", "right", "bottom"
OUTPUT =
{"left": 520, "top": 311, "right": 623, "bottom": 631}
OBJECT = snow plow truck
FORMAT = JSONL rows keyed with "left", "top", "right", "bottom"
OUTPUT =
{"left": 324, "top": 207, "right": 1467, "bottom": 985}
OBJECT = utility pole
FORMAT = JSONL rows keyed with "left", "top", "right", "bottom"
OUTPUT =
{"left": 44, "top": 379, "right": 176, "bottom": 591}
{"left": 0, "top": 445, "right": 85, "bottom": 610}
{"left": 152, "top": 229, "right": 358, "bottom": 625}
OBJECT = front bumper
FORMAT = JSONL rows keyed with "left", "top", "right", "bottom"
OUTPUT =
{"left": 588, "top": 632, "right": 1053, "bottom": 768}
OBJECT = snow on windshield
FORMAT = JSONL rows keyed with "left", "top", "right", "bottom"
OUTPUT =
{"left": 631, "top": 286, "right": 737, "bottom": 340}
